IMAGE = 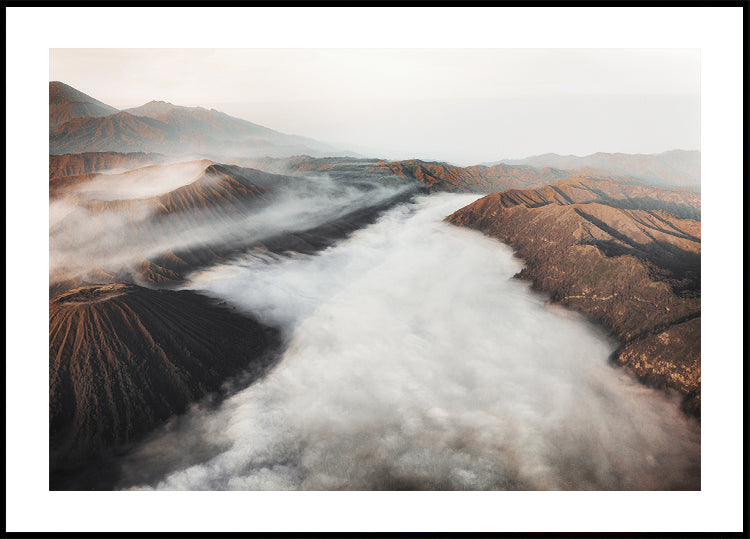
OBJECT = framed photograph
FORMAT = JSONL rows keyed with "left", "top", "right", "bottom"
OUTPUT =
{"left": 5, "top": 5, "right": 744, "bottom": 535}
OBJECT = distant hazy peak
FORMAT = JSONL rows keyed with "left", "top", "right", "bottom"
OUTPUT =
{"left": 524, "top": 149, "right": 698, "bottom": 160}
{"left": 485, "top": 150, "right": 701, "bottom": 190}
{"left": 125, "top": 100, "right": 184, "bottom": 118}
{"left": 51, "top": 82, "right": 348, "bottom": 158}
{"left": 49, "top": 81, "right": 116, "bottom": 108}
{"left": 49, "top": 81, "right": 119, "bottom": 129}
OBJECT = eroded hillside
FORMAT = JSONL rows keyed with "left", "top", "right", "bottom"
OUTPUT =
{"left": 446, "top": 178, "right": 701, "bottom": 416}
{"left": 49, "top": 283, "right": 281, "bottom": 480}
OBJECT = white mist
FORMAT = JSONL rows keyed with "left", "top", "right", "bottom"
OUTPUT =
{"left": 121, "top": 193, "right": 700, "bottom": 490}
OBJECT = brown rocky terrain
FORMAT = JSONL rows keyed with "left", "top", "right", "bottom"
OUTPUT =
{"left": 49, "top": 283, "right": 281, "bottom": 488}
{"left": 446, "top": 177, "right": 701, "bottom": 416}
{"left": 48, "top": 160, "right": 418, "bottom": 489}
{"left": 79, "top": 163, "right": 270, "bottom": 215}
{"left": 244, "top": 154, "right": 689, "bottom": 199}
{"left": 369, "top": 159, "right": 574, "bottom": 193}
{"left": 50, "top": 151, "right": 165, "bottom": 179}
{"left": 50, "top": 162, "right": 273, "bottom": 285}
{"left": 241, "top": 155, "right": 587, "bottom": 194}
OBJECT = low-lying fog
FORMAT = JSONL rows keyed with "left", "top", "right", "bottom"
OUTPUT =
{"left": 49, "top": 161, "right": 415, "bottom": 283}
{"left": 71, "top": 160, "right": 213, "bottom": 200}
{"left": 118, "top": 193, "right": 700, "bottom": 490}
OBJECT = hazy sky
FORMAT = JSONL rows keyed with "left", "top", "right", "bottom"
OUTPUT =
{"left": 50, "top": 48, "right": 699, "bottom": 165}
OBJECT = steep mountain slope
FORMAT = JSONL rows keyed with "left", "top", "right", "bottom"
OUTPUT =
{"left": 495, "top": 150, "right": 700, "bottom": 190}
{"left": 446, "top": 178, "right": 701, "bottom": 416}
{"left": 49, "top": 81, "right": 119, "bottom": 129}
{"left": 125, "top": 101, "right": 280, "bottom": 140}
{"left": 50, "top": 151, "right": 165, "bottom": 179}
{"left": 80, "top": 163, "right": 269, "bottom": 213}
{"left": 49, "top": 109, "right": 336, "bottom": 158}
{"left": 49, "top": 83, "right": 345, "bottom": 158}
{"left": 49, "top": 283, "right": 281, "bottom": 483}
{"left": 481, "top": 178, "right": 701, "bottom": 219}
{"left": 50, "top": 162, "right": 272, "bottom": 283}
{"left": 50, "top": 111, "right": 180, "bottom": 154}
{"left": 123, "top": 101, "right": 350, "bottom": 157}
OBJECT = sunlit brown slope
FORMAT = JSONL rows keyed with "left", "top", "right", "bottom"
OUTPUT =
{"left": 369, "top": 159, "right": 573, "bottom": 193}
{"left": 481, "top": 177, "right": 701, "bottom": 219}
{"left": 49, "top": 283, "right": 281, "bottom": 473}
{"left": 49, "top": 160, "right": 209, "bottom": 201}
{"left": 79, "top": 163, "right": 269, "bottom": 215}
{"left": 50, "top": 162, "right": 273, "bottom": 284}
{"left": 446, "top": 178, "right": 701, "bottom": 416}
{"left": 50, "top": 152, "right": 165, "bottom": 179}
{"left": 240, "top": 155, "right": 580, "bottom": 194}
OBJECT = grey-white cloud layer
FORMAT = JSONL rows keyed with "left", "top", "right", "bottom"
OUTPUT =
{"left": 119, "top": 194, "right": 700, "bottom": 491}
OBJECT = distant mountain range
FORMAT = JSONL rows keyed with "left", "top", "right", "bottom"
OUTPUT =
{"left": 239, "top": 155, "right": 629, "bottom": 194}
{"left": 487, "top": 150, "right": 700, "bottom": 190}
{"left": 49, "top": 82, "right": 352, "bottom": 158}
{"left": 50, "top": 82, "right": 699, "bottom": 190}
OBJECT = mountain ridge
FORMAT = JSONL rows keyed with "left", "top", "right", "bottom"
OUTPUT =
{"left": 487, "top": 150, "right": 700, "bottom": 190}
{"left": 49, "top": 81, "right": 119, "bottom": 129}
{"left": 50, "top": 82, "right": 346, "bottom": 158}
{"left": 239, "top": 154, "right": 662, "bottom": 195}
{"left": 50, "top": 159, "right": 420, "bottom": 287}
{"left": 49, "top": 151, "right": 166, "bottom": 179}
{"left": 446, "top": 178, "right": 701, "bottom": 416}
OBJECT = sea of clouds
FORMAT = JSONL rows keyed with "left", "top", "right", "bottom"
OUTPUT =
{"left": 116, "top": 193, "right": 700, "bottom": 490}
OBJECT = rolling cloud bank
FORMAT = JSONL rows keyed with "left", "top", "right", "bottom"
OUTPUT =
{"left": 49, "top": 162, "right": 416, "bottom": 284}
{"left": 117, "top": 194, "right": 700, "bottom": 490}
